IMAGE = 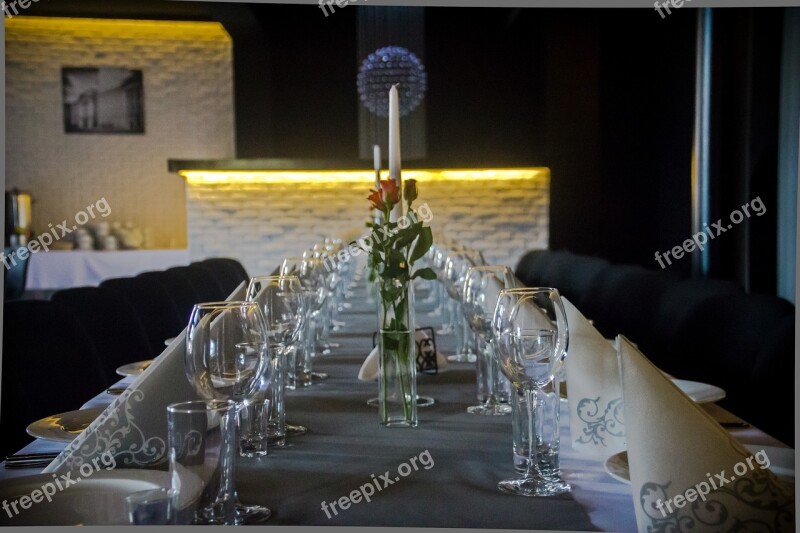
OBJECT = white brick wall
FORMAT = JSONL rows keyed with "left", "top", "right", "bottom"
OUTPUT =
{"left": 6, "top": 17, "right": 235, "bottom": 249}
{"left": 187, "top": 174, "right": 549, "bottom": 276}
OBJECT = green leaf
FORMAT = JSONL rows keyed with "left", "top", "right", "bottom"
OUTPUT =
{"left": 381, "top": 333, "right": 400, "bottom": 351}
{"left": 380, "top": 281, "right": 402, "bottom": 304}
{"left": 412, "top": 267, "right": 437, "bottom": 281}
{"left": 409, "top": 226, "right": 433, "bottom": 266}
{"left": 382, "top": 248, "right": 408, "bottom": 279}
{"left": 393, "top": 223, "right": 421, "bottom": 249}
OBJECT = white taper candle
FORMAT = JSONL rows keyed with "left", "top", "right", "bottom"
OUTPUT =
{"left": 388, "top": 84, "right": 402, "bottom": 219}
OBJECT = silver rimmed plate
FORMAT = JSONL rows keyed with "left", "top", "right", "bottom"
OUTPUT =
{"left": 26, "top": 406, "right": 106, "bottom": 442}
{"left": 116, "top": 360, "right": 153, "bottom": 377}
{"left": 0, "top": 469, "right": 169, "bottom": 525}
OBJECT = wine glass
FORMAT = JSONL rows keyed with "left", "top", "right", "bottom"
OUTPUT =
{"left": 429, "top": 246, "right": 451, "bottom": 326}
{"left": 462, "top": 266, "right": 517, "bottom": 415}
{"left": 185, "top": 301, "right": 273, "bottom": 521}
{"left": 443, "top": 251, "right": 476, "bottom": 362}
{"left": 246, "top": 275, "right": 308, "bottom": 439}
{"left": 492, "top": 288, "right": 571, "bottom": 497}
{"left": 281, "top": 256, "right": 329, "bottom": 381}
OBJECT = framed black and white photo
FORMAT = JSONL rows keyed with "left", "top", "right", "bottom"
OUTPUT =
{"left": 62, "top": 67, "right": 145, "bottom": 134}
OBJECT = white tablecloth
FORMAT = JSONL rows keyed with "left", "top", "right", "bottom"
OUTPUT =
{"left": 25, "top": 250, "right": 190, "bottom": 290}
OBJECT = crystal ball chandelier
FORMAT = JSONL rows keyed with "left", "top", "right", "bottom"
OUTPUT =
{"left": 357, "top": 45, "right": 428, "bottom": 118}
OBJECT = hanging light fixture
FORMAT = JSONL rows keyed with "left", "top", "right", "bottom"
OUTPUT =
{"left": 357, "top": 7, "right": 426, "bottom": 161}
{"left": 356, "top": 45, "right": 428, "bottom": 118}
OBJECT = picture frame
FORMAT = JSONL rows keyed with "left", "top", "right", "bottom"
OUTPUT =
{"left": 62, "top": 67, "right": 145, "bottom": 134}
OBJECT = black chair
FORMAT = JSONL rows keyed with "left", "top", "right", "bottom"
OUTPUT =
{"left": 167, "top": 265, "right": 228, "bottom": 302}
{"left": 202, "top": 258, "right": 249, "bottom": 284}
{"left": 648, "top": 278, "right": 742, "bottom": 370}
{"left": 137, "top": 269, "right": 201, "bottom": 326}
{"left": 100, "top": 277, "right": 184, "bottom": 354}
{"left": 1, "top": 300, "right": 106, "bottom": 458}
{"left": 583, "top": 265, "right": 676, "bottom": 345}
{"left": 514, "top": 249, "right": 551, "bottom": 288}
{"left": 3, "top": 246, "right": 29, "bottom": 300}
{"left": 672, "top": 293, "right": 795, "bottom": 441}
{"left": 540, "top": 251, "right": 611, "bottom": 312}
{"left": 750, "top": 314, "right": 795, "bottom": 446}
{"left": 195, "top": 259, "right": 244, "bottom": 296}
{"left": 51, "top": 287, "right": 154, "bottom": 384}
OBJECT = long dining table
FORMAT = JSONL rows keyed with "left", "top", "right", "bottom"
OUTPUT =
{"left": 0, "top": 281, "right": 790, "bottom": 530}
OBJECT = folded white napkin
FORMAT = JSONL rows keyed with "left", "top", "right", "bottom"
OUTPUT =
{"left": 618, "top": 335, "right": 794, "bottom": 532}
{"left": 358, "top": 329, "right": 447, "bottom": 381}
{"left": 44, "top": 282, "right": 247, "bottom": 473}
{"left": 562, "top": 297, "right": 626, "bottom": 458}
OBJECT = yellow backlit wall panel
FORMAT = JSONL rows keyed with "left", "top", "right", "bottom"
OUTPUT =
{"left": 183, "top": 169, "right": 550, "bottom": 274}
{"left": 179, "top": 168, "right": 548, "bottom": 185}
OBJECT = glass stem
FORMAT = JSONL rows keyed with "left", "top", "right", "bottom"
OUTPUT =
{"left": 484, "top": 339, "right": 497, "bottom": 407}
{"left": 524, "top": 387, "right": 538, "bottom": 480}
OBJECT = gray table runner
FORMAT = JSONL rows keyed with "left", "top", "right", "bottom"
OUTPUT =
{"left": 234, "top": 288, "right": 596, "bottom": 529}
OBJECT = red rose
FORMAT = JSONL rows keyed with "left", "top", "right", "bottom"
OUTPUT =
{"left": 368, "top": 179, "right": 401, "bottom": 211}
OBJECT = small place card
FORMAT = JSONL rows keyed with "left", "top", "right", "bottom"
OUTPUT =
{"left": 371, "top": 327, "right": 439, "bottom": 375}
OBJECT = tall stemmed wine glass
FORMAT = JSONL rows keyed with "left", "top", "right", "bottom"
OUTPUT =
{"left": 185, "top": 301, "right": 273, "bottom": 521}
{"left": 246, "top": 275, "right": 308, "bottom": 439}
{"left": 281, "top": 256, "right": 328, "bottom": 381}
{"left": 462, "top": 266, "right": 517, "bottom": 415}
{"left": 492, "top": 288, "right": 571, "bottom": 497}
{"left": 442, "top": 251, "right": 477, "bottom": 362}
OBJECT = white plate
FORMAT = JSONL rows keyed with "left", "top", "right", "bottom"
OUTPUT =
{"left": 671, "top": 379, "right": 726, "bottom": 404}
{"left": 605, "top": 446, "right": 794, "bottom": 485}
{"left": 116, "top": 360, "right": 153, "bottom": 377}
{"left": 26, "top": 406, "right": 106, "bottom": 442}
{"left": 744, "top": 444, "right": 795, "bottom": 480}
{"left": 0, "top": 469, "right": 169, "bottom": 525}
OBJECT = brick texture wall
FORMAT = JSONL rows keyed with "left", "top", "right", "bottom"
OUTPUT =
{"left": 187, "top": 173, "right": 549, "bottom": 276}
{"left": 5, "top": 17, "right": 235, "bottom": 249}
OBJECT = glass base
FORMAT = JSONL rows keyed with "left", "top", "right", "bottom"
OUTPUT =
{"left": 447, "top": 353, "right": 477, "bottom": 363}
{"left": 318, "top": 342, "right": 340, "bottom": 355}
{"left": 239, "top": 443, "right": 268, "bottom": 458}
{"left": 380, "top": 418, "right": 419, "bottom": 428}
{"left": 293, "top": 372, "right": 313, "bottom": 388}
{"left": 286, "top": 423, "right": 307, "bottom": 437}
{"left": 367, "top": 396, "right": 435, "bottom": 408}
{"left": 416, "top": 395, "right": 435, "bottom": 407}
{"left": 267, "top": 434, "right": 286, "bottom": 448}
{"left": 497, "top": 477, "right": 571, "bottom": 497}
{"left": 467, "top": 402, "right": 512, "bottom": 416}
{"left": 235, "top": 504, "right": 272, "bottom": 524}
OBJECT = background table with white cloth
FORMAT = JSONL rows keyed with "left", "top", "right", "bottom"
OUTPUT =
{"left": 25, "top": 249, "right": 190, "bottom": 290}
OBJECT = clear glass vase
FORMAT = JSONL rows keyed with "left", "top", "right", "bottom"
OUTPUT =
{"left": 377, "top": 279, "right": 418, "bottom": 428}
